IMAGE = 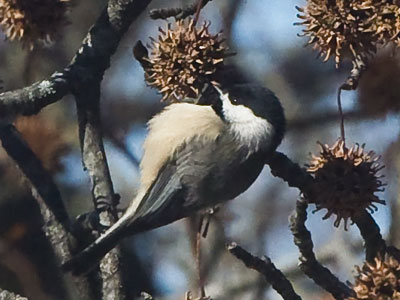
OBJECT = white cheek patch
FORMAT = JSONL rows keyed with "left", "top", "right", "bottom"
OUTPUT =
{"left": 219, "top": 90, "right": 274, "bottom": 152}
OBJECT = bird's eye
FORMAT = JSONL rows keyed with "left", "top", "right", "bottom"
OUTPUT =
{"left": 232, "top": 98, "right": 238, "bottom": 104}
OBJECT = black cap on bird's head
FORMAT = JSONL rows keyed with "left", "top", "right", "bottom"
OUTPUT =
{"left": 197, "top": 67, "right": 285, "bottom": 147}
{"left": 197, "top": 64, "right": 250, "bottom": 107}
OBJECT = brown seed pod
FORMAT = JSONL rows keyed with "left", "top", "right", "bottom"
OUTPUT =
{"left": 296, "top": 0, "right": 400, "bottom": 66}
{"left": 143, "top": 18, "right": 229, "bottom": 102}
{"left": 0, "top": 0, "right": 70, "bottom": 49}
{"left": 307, "top": 139, "right": 386, "bottom": 228}
{"left": 347, "top": 254, "right": 400, "bottom": 300}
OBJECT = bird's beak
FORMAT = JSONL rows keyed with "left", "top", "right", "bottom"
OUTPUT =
{"left": 197, "top": 82, "right": 223, "bottom": 106}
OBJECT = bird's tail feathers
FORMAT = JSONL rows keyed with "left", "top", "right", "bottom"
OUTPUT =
{"left": 62, "top": 212, "right": 134, "bottom": 275}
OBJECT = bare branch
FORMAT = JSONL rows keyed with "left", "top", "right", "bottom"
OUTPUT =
{"left": 149, "top": 0, "right": 213, "bottom": 20}
{"left": 0, "top": 124, "right": 70, "bottom": 226}
{"left": 0, "top": 124, "right": 94, "bottom": 300}
{"left": 289, "top": 199, "right": 353, "bottom": 300}
{"left": 352, "top": 211, "right": 386, "bottom": 262}
{"left": 227, "top": 242, "right": 302, "bottom": 300}
{"left": 0, "top": 73, "right": 69, "bottom": 118}
{"left": 75, "top": 85, "right": 124, "bottom": 298}
{"left": 0, "top": 0, "right": 152, "bottom": 119}
{"left": 267, "top": 151, "right": 315, "bottom": 196}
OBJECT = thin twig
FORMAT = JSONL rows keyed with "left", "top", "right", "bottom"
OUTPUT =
{"left": 227, "top": 242, "right": 302, "bottom": 300}
{"left": 289, "top": 199, "right": 354, "bottom": 300}
{"left": 193, "top": 0, "right": 205, "bottom": 25}
{"left": 336, "top": 87, "right": 346, "bottom": 144}
{"left": 336, "top": 57, "right": 367, "bottom": 145}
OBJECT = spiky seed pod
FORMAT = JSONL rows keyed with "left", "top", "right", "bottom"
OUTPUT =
{"left": 143, "top": 19, "right": 228, "bottom": 102}
{"left": 347, "top": 254, "right": 400, "bottom": 300}
{"left": 296, "top": 0, "right": 400, "bottom": 66}
{"left": 307, "top": 139, "right": 385, "bottom": 228}
{"left": 0, "top": 0, "right": 70, "bottom": 49}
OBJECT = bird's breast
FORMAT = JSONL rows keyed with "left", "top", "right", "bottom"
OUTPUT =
{"left": 139, "top": 103, "right": 225, "bottom": 193}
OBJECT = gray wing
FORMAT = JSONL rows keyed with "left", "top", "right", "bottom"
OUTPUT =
{"left": 129, "top": 161, "right": 187, "bottom": 232}
{"left": 127, "top": 137, "right": 221, "bottom": 232}
{"left": 129, "top": 134, "right": 263, "bottom": 232}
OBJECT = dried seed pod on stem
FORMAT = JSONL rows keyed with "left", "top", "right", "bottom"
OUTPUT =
{"left": 142, "top": 18, "right": 230, "bottom": 102}
{"left": 307, "top": 139, "right": 386, "bottom": 228}
{"left": 0, "top": 0, "right": 71, "bottom": 49}
{"left": 347, "top": 254, "right": 400, "bottom": 300}
{"left": 296, "top": 0, "right": 400, "bottom": 66}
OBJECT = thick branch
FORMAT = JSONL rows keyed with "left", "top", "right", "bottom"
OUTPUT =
{"left": 227, "top": 242, "right": 302, "bottom": 300}
{"left": 268, "top": 151, "right": 389, "bottom": 263}
{"left": 0, "top": 124, "right": 70, "bottom": 226}
{"left": 289, "top": 199, "right": 353, "bottom": 300}
{"left": 0, "top": 124, "right": 93, "bottom": 300}
{"left": 352, "top": 211, "right": 386, "bottom": 262}
{"left": 0, "top": 72, "right": 69, "bottom": 118}
{"left": 0, "top": 0, "right": 152, "bottom": 119}
{"left": 75, "top": 85, "right": 123, "bottom": 298}
{"left": 267, "top": 151, "right": 315, "bottom": 196}
{"left": 69, "top": 0, "right": 152, "bottom": 90}
{"left": 149, "top": 0, "right": 212, "bottom": 20}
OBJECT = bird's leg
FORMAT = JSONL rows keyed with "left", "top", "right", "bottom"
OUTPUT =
{"left": 194, "top": 206, "right": 221, "bottom": 298}
{"left": 201, "top": 206, "right": 220, "bottom": 238}
{"left": 196, "top": 214, "right": 206, "bottom": 297}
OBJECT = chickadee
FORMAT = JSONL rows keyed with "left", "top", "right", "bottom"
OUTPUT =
{"left": 63, "top": 81, "right": 285, "bottom": 274}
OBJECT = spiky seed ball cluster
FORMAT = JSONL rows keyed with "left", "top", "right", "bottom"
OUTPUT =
{"left": 144, "top": 19, "right": 228, "bottom": 102}
{"left": 347, "top": 254, "right": 400, "bottom": 300}
{"left": 0, "top": 0, "right": 70, "bottom": 49}
{"left": 307, "top": 139, "right": 385, "bottom": 228}
{"left": 296, "top": 0, "right": 400, "bottom": 66}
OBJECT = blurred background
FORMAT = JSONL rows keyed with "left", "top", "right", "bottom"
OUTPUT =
{"left": 0, "top": 0, "right": 399, "bottom": 299}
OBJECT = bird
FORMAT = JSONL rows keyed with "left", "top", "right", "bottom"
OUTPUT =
{"left": 63, "top": 79, "right": 285, "bottom": 275}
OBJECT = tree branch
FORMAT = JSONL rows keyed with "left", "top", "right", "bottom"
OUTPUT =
{"left": 267, "top": 151, "right": 315, "bottom": 196}
{"left": 0, "top": 123, "right": 94, "bottom": 300}
{"left": 149, "top": 0, "right": 213, "bottom": 20}
{"left": 75, "top": 86, "right": 124, "bottom": 299}
{"left": 0, "top": 72, "right": 69, "bottom": 118}
{"left": 289, "top": 199, "right": 353, "bottom": 300}
{"left": 0, "top": 124, "right": 70, "bottom": 226}
{"left": 65, "top": 2, "right": 154, "bottom": 296}
{"left": 227, "top": 242, "right": 302, "bottom": 300}
{"left": 0, "top": 0, "right": 152, "bottom": 119}
{"left": 352, "top": 211, "right": 386, "bottom": 262}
